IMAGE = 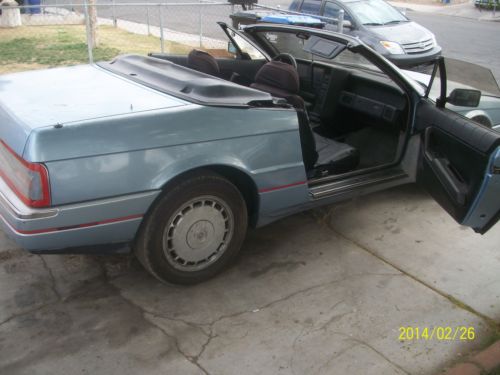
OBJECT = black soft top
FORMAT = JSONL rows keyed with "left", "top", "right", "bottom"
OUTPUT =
{"left": 98, "top": 55, "right": 273, "bottom": 107}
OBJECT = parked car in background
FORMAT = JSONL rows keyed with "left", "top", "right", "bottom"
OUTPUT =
{"left": 288, "top": 0, "right": 441, "bottom": 68}
{"left": 0, "top": 24, "right": 498, "bottom": 285}
{"left": 403, "top": 59, "right": 500, "bottom": 131}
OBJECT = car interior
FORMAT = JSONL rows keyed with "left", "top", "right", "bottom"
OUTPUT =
{"left": 149, "top": 29, "right": 410, "bottom": 180}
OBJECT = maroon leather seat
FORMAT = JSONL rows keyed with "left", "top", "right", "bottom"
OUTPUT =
{"left": 251, "top": 61, "right": 359, "bottom": 175}
{"left": 250, "top": 61, "right": 305, "bottom": 110}
{"left": 187, "top": 49, "right": 220, "bottom": 77}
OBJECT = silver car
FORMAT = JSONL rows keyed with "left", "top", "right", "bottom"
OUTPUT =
{"left": 288, "top": 0, "right": 442, "bottom": 67}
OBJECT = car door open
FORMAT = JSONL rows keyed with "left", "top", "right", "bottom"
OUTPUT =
{"left": 415, "top": 57, "right": 500, "bottom": 234}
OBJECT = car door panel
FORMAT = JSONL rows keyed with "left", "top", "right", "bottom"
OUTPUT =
{"left": 415, "top": 99, "right": 500, "bottom": 233}
{"left": 462, "top": 147, "right": 500, "bottom": 233}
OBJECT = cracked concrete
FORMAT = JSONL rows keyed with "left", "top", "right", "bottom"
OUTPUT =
{"left": 0, "top": 185, "right": 499, "bottom": 375}
{"left": 325, "top": 185, "right": 500, "bottom": 322}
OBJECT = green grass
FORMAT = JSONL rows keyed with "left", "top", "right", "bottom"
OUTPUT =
{"left": 0, "top": 32, "right": 119, "bottom": 66}
{"left": 0, "top": 25, "right": 193, "bottom": 74}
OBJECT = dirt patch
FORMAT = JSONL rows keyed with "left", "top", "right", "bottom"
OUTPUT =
{"left": 0, "top": 63, "right": 49, "bottom": 75}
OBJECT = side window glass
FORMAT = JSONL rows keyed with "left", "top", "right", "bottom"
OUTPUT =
{"left": 323, "top": 2, "right": 353, "bottom": 22}
{"left": 300, "top": 0, "right": 321, "bottom": 15}
{"left": 289, "top": 0, "right": 301, "bottom": 11}
{"left": 323, "top": 2, "right": 341, "bottom": 19}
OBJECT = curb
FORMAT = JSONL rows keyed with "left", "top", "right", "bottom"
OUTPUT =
{"left": 479, "top": 15, "right": 500, "bottom": 21}
{"left": 443, "top": 340, "right": 500, "bottom": 375}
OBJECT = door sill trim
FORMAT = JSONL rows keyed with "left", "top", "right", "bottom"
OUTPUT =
{"left": 309, "top": 168, "right": 408, "bottom": 200}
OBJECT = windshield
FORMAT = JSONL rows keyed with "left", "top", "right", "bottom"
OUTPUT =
{"left": 230, "top": 31, "right": 266, "bottom": 60}
{"left": 348, "top": 0, "right": 407, "bottom": 25}
{"left": 256, "top": 30, "right": 381, "bottom": 72}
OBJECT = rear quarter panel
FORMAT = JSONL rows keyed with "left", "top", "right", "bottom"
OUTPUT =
{"left": 25, "top": 104, "right": 309, "bottom": 217}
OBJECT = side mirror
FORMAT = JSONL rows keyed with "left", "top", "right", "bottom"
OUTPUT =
{"left": 227, "top": 41, "right": 238, "bottom": 55}
{"left": 447, "top": 88, "right": 481, "bottom": 107}
{"left": 343, "top": 20, "right": 352, "bottom": 29}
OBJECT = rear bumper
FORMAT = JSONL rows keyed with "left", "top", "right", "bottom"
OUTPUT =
{"left": 0, "top": 177, "right": 159, "bottom": 252}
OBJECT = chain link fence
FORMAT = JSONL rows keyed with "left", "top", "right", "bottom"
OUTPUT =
{"left": 0, "top": 0, "right": 341, "bottom": 73}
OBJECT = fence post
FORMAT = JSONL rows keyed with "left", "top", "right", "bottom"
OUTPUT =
{"left": 337, "top": 9, "right": 344, "bottom": 33}
{"left": 159, "top": 4, "right": 165, "bottom": 53}
{"left": 87, "top": 0, "right": 98, "bottom": 47}
{"left": 112, "top": 0, "right": 117, "bottom": 27}
{"left": 83, "top": 0, "right": 94, "bottom": 64}
{"left": 198, "top": 0, "right": 203, "bottom": 47}
{"left": 146, "top": 5, "right": 151, "bottom": 35}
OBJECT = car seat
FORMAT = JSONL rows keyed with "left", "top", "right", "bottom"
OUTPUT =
{"left": 187, "top": 49, "right": 220, "bottom": 77}
{"left": 251, "top": 61, "right": 359, "bottom": 175}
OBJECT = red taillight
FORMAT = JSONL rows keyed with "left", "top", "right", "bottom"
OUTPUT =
{"left": 0, "top": 140, "right": 50, "bottom": 208}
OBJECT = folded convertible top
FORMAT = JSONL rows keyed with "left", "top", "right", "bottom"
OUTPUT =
{"left": 98, "top": 54, "right": 274, "bottom": 107}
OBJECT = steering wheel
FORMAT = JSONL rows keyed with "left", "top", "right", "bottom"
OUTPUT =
{"left": 272, "top": 53, "right": 298, "bottom": 70}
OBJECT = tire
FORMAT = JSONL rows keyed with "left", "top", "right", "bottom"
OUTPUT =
{"left": 135, "top": 170, "right": 248, "bottom": 285}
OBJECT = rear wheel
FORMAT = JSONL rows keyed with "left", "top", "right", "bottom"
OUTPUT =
{"left": 135, "top": 171, "right": 248, "bottom": 284}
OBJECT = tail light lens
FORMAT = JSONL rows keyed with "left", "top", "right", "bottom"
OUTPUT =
{"left": 0, "top": 140, "right": 50, "bottom": 208}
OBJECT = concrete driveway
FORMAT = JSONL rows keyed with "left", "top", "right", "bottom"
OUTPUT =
{"left": 0, "top": 184, "right": 499, "bottom": 375}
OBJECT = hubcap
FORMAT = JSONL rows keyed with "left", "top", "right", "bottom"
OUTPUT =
{"left": 162, "top": 196, "right": 234, "bottom": 271}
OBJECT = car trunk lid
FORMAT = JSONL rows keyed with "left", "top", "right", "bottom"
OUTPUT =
{"left": 0, "top": 64, "right": 187, "bottom": 156}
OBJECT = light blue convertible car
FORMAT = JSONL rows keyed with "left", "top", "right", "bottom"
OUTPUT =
{"left": 0, "top": 23, "right": 499, "bottom": 284}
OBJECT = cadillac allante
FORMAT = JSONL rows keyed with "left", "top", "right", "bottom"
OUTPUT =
{"left": 0, "top": 23, "right": 498, "bottom": 284}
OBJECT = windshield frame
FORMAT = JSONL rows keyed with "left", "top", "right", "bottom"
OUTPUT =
{"left": 249, "top": 28, "right": 388, "bottom": 74}
{"left": 242, "top": 24, "right": 422, "bottom": 97}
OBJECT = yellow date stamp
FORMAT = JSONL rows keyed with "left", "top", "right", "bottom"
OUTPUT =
{"left": 399, "top": 326, "right": 475, "bottom": 341}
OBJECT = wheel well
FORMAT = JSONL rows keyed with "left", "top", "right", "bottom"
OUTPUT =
{"left": 471, "top": 115, "right": 492, "bottom": 128}
{"left": 205, "top": 165, "right": 260, "bottom": 227}
{"left": 160, "top": 166, "right": 260, "bottom": 227}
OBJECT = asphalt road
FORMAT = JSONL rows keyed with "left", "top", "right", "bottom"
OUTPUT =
{"left": 407, "top": 11, "right": 500, "bottom": 82}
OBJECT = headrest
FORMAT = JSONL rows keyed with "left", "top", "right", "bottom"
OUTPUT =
{"left": 187, "top": 49, "right": 220, "bottom": 76}
{"left": 254, "top": 61, "right": 300, "bottom": 94}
